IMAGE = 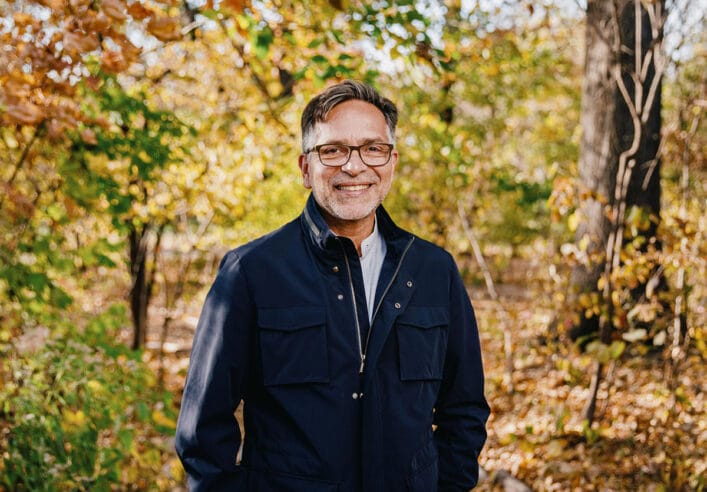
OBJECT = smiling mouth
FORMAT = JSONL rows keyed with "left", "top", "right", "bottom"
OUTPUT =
{"left": 336, "top": 184, "right": 371, "bottom": 191}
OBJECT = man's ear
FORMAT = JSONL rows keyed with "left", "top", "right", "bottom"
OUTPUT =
{"left": 298, "top": 154, "right": 312, "bottom": 189}
{"left": 390, "top": 148, "right": 399, "bottom": 172}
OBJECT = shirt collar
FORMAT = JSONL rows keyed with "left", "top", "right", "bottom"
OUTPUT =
{"left": 360, "top": 216, "right": 383, "bottom": 259}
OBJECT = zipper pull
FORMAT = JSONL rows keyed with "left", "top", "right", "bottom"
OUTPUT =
{"left": 359, "top": 354, "right": 366, "bottom": 374}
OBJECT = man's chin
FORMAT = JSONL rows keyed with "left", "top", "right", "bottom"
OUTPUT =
{"left": 330, "top": 204, "right": 378, "bottom": 223}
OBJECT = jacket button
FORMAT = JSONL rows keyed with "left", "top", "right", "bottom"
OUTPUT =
{"left": 406, "top": 280, "right": 413, "bottom": 288}
{"left": 352, "top": 393, "right": 359, "bottom": 400}
{"left": 337, "top": 294, "right": 344, "bottom": 301}
{"left": 332, "top": 266, "right": 339, "bottom": 273}
{"left": 394, "top": 302, "right": 401, "bottom": 309}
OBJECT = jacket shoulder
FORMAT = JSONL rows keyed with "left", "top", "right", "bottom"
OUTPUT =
{"left": 408, "top": 233, "right": 457, "bottom": 269}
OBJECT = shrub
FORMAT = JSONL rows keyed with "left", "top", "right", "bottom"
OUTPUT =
{"left": 0, "top": 305, "right": 182, "bottom": 491}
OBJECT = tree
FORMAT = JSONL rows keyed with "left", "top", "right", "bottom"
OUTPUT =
{"left": 570, "top": 0, "right": 670, "bottom": 422}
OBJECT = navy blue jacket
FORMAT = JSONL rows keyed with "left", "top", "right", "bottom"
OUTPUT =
{"left": 176, "top": 195, "right": 489, "bottom": 491}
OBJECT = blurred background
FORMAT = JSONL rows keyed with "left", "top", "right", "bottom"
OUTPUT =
{"left": 0, "top": 0, "right": 704, "bottom": 490}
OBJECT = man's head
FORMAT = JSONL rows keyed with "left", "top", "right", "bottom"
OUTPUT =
{"left": 301, "top": 80, "right": 398, "bottom": 153}
{"left": 299, "top": 80, "right": 399, "bottom": 236}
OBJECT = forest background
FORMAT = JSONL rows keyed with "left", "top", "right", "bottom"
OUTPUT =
{"left": 0, "top": 0, "right": 704, "bottom": 490}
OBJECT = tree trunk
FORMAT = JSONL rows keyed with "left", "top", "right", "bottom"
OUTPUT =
{"left": 570, "top": 0, "right": 664, "bottom": 343}
{"left": 129, "top": 225, "right": 162, "bottom": 350}
{"left": 617, "top": 1, "right": 662, "bottom": 236}
{"left": 569, "top": 0, "right": 620, "bottom": 341}
{"left": 129, "top": 227, "right": 149, "bottom": 350}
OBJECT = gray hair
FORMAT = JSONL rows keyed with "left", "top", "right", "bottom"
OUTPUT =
{"left": 301, "top": 80, "right": 398, "bottom": 152}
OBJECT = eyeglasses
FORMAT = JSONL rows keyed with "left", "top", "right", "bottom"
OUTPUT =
{"left": 306, "top": 143, "right": 394, "bottom": 167}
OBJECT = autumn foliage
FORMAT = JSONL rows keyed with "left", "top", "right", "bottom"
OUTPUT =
{"left": 1, "top": 0, "right": 704, "bottom": 490}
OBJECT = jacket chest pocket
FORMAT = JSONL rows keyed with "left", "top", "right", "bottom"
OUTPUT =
{"left": 258, "top": 306, "right": 329, "bottom": 386}
{"left": 396, "top": 306, "right": 448, "bottom": 381}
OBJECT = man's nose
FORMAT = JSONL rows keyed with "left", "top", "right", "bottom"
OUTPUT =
{"left": 341, "top": 149, "right": 367, "bottom": 175}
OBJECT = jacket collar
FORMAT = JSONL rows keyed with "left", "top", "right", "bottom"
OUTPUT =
{"left": 301, "top": 194, "right": 411, "bottom": 255}
{"left": 301, "top": 194, "right": 339, "bottom": 252}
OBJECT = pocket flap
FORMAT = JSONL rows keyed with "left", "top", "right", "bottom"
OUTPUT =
{"left": 258, "top": 306, "right": 325, "bottom": 331}
{"left": 396, "top": 306, "right": 448, "bottom": 329}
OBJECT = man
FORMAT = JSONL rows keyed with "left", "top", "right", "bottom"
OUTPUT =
{"left": 176, "top": 80, "right": 489, "bottom": 491}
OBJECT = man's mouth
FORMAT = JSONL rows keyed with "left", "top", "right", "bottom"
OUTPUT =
{"left": 335, "top": 184, "right": 371, "bottom": 191}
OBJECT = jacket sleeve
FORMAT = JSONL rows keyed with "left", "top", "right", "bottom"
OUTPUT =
{"left": 434, "top": 258, "right": 490, "bottom": 491}
{"left": 175, "top": 251, "right": 253, "bottom": 491}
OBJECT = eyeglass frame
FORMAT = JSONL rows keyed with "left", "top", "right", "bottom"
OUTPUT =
{"left": 305, "top": 142, "right": 395, "bottom": 167}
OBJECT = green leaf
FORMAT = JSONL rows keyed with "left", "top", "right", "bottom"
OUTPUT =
{"left": 252, "top": 26, "right": 274, "bottom": 60}
{"left": 609, "top": 341, "right": 625, "bottom": 360}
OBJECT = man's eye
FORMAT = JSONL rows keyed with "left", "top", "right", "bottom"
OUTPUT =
{"left": 365, "top": 144, "right": 387, "bottom": 153}
{"left": 321, "top": 146, "right": 346, "bottom": 155}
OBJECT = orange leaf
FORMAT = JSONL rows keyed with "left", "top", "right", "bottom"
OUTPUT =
{"left": 127, "top": 1, "right": 153, "bottom": 20}
{"left": 102, "top": 0, "right": 127, "bottom": 21}
{"left": 5, "top": 101, "right": 45, "bottom": 125}
{"left": 221, "top": 0, "right": 250, "bottom": 12}
{"left": 85, "top": 75, "right": 103, "bottom": 91}
{"left": 3, "top": 79, "right": 32, "bottom": 100}
{"left": 35, "top": 0, "right": 65, "bottom": 11}
{"left": 62, "top": 30, "right": 100, "bottom": 56}
{"left": 81, "top": 11, "right": 112, "bottom": 32}
{"left": 113, "top": 34, "right": 142, "bottom": 63}
{"left": 147, "top": 16, "right": 182, "bottom": 42}
{"left": 46, "top": 118, "right": 67, "bottom": 140}
{"left": 81, "top": 128, "right": 98, "bottom": 145}
{"left": 1, "top": 183, "right": 35, "bottom": 220}
{"left": 101, "top": 49, "right": 128, "bottom": 73}
{"left": 13, "top": 13, "right": 38, "bottom": 28}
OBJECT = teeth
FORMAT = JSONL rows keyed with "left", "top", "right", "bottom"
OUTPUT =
{"left": 338, "top": 184, "right": 369, "bottom": 191}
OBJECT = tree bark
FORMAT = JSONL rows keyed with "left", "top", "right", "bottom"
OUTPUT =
{"left": 570, "top": 0, "right": 664, "bottom": 343}
{"left": 129, "top": 225, "right": 162, "bottom": 350}
{"left": 570, "top": 0, "right": 621, "bottom": 341}
{"left": 129, "top": 227, "right": 149, "bottom": 350}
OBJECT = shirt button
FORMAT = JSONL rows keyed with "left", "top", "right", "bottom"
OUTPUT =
{"left": 337, "top": 294, "right": 344, "bottom": 301}
{"left": 394, "top": 302, "right": 401, "bottom": 309}
{"left": 406, "top": 280, "right": 413, "bottom": 288}
{"left": 332, "top": 266, "right": 339, "bottom": 273}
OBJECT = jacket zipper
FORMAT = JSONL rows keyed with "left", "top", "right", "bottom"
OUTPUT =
{"left": 339, "top": 237, "right": 415, "bottom": 374}
{"left": 340, "top": 248, "right": 364, "bottom": 372}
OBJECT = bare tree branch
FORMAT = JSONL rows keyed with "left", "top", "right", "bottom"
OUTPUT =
{"left": 458, "top": 201, "right": 515, "bottom": 394}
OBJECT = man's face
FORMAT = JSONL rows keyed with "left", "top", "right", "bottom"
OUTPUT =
{"left": 299, "top": 100, "right": 398, "bottom": 235}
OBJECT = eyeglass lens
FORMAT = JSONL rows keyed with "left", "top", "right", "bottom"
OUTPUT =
{"left": 317, "top": 143, "right": 392, "bottom": 167}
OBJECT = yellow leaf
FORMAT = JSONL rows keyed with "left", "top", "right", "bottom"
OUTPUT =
{"left": 546, "top": 439, "right": 565, "bottom": 458}
{"left": 567, "top": 211, "right": 579, "bottom": 232}
{"left": 87, "top": 379, "right": 103, "bottom": 393}
{"left": 597, "top": 275, "right": 606, "bottom": 291}
{"left": 578, "top": 235, "right": 590, "bottom": 252}
{"left": 152, "top": 410, "right": 176, "bottom": 429}
{"left": 62, "top": 410, "right": 87, "bottom": 432}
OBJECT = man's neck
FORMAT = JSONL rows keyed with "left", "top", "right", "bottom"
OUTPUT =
{"left": 325, "top": 214, "right": 376, "bottom": 256}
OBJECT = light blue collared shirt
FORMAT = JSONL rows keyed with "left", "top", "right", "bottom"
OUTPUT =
{"left": 359, "top": 217, "right": 387, "bottom": 323}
